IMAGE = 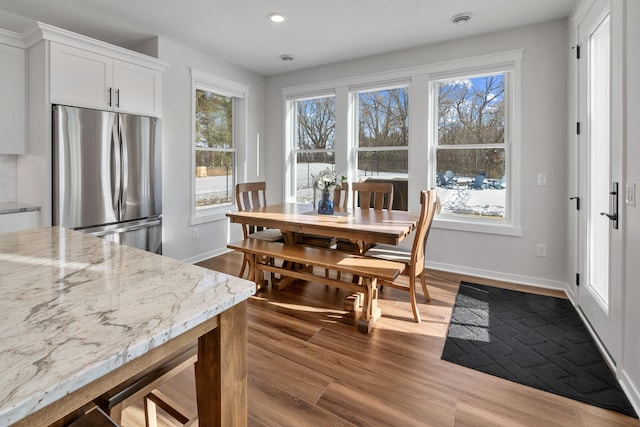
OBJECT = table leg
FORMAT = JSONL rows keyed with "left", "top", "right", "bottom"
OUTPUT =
{"left": 357, "top": 278, "right": 381, "bottom": 334}
{"left": 195, "top": 301, "right": 248, "bottom": 427}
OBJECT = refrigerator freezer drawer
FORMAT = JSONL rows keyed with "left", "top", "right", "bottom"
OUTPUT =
{"left": 83, "top": 217, "right": 162, "bottom": 254}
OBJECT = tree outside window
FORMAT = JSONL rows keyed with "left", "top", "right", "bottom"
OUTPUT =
{"left": 356, "top": 87, "right": 409, "bottom": 210}
{"left": 434, "top": 73, "right": 508, "bottom": 219}
{"left": 194, "top": 89, "right": 235, "bottom": 210}
{"left": 294, "top": 95, "right": 336, "bottom": 203}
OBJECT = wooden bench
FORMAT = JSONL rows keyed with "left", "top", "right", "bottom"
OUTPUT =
{"left": 227, "top": 239, "right": 404, "bottom": 333}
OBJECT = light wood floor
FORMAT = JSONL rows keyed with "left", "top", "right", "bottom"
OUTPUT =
{"left": 121, "top": 251, "right": 640, "bottom": 427}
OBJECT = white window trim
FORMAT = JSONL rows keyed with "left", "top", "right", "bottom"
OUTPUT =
{"left": 428, "top": 57, "right": 522, "bottom": 236}
{"left": 190, "top": 68, "right": 249, "bottom": 225}
{"left": 282, "top": 50, "right": 523, "bottom": 235}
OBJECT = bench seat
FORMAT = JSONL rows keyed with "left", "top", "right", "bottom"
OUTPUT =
{"left": 227, "top": 239, "right": 404, "bottom": 333}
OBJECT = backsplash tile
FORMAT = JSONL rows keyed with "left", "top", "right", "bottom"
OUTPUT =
{"left": 0, "top": 155, "right": 17, "bottom": 203}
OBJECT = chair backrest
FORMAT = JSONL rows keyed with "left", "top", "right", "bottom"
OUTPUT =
{"left": 235, "top": 181, "right": 268, "bottom": 238}
{"left": 410, "top": 189, "right": 438, "bottom": 276}
{"left": 470, "top": 173, "right": 486, "bottom": 189}
{"left": 352, "top": 181, "right": 394, "bottom": 210}
{"left": 313, "top": 183, "right": 350, "bottom": 209}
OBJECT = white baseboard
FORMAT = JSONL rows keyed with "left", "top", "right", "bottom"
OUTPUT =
{"left": 620, "top": 368, "right": 640, "bottom": 418}
{"left": 426, "top": 260, "right": 566, "bottom": 291}
{"left": 181, "top": 247, "right": 231, "bottom": 265}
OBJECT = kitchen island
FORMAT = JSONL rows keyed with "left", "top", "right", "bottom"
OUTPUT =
{"left": 0, "top": 227, "right": 255, "bottom": 426}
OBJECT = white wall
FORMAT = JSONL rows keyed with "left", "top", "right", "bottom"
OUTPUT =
{"left": 154, "top": 37, "right": 266, "bottom": 262}
{"left": 622, "top": 0, "right": 640, "bottom": 412}
{"left": 265, "top": 20, "right": 569, "bottom": 289}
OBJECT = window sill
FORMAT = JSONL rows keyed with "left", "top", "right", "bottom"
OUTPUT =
{"left": 190, "top": 207, "right": 236, "bottom": 226}
{"left": 433, "top": 216, "right": 522, "bottom": 237}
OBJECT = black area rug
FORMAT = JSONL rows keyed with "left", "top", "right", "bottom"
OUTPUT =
{"left": 441, "top": 282, "right": 637, "bottom": 418}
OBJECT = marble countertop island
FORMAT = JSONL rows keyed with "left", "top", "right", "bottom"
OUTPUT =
{"left": 0, "top": 227, "right": 255, "bottom": 426}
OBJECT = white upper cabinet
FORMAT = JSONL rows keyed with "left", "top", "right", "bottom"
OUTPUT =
{"left": 50, "top": 43, "right": 162, "bottom": 117}
{"left": 0, "top": 39, "right": 26, "bottom": 154}
{"left": 113, "top": 59, "right": 161, "bottom": 116}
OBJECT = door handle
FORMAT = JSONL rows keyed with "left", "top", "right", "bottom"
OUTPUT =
{"left": 600, "top": 212, "right": 617, "bottom": 221}
{"left": 599, "top": 182, "right": 619, "bottom": 229}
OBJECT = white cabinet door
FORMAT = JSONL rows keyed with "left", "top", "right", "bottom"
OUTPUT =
{"left": 0, "top": 43, "right": 25, "bottom": 154}
{"left": 50, "top": 43, "right": 114, "bottom": 110}
{"left": 113, "top": 60, "right": 162, "bottom": 116}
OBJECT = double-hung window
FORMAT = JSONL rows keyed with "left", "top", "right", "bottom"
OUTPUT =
{"left": 353, "top": 85, "right": 409, "bottom": 210}
{"left": 430, "top": 65, "right": 519, "bottom": 233}
{"left": 291, "top": 94, "right": 336, "bottom": 203}
{"left": 191, "top": 68, "right": 247, "bottom": 222}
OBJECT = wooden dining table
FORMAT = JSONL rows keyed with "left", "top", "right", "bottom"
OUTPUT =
{"left": 227, "top": 202, "right": 419, "bottom": 253}
{"left": 227, "top": 203, "right": 419, "bottom": 331}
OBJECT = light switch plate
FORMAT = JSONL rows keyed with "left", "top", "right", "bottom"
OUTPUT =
{"left": 626, "top": 183, "right": 635, "bottom": 206}
{"left": 537, "top": 173, "right": 547, "bottom": 186}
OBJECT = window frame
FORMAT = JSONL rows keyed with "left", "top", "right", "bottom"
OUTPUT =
{"left": 428, "top": 59, "right": 521, "bottom": 236}
{"left": 190, "top": 68, "right": 249, "bottom": 224}
{"left": 291, "top": 93, "right": 337, "bottom": 203}
{"left": 281, "top": 50, "right": 522, "bottom": 235}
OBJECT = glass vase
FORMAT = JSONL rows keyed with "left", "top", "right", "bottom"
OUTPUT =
{"left": 317, "top": 191, "right": 334, "bottom": 215}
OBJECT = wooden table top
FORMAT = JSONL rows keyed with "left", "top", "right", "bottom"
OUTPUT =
{"left": 227, "top": 203, "right": 419, "bottom": 246}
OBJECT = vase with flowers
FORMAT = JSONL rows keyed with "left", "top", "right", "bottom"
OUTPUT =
{"left": 313, "top": 168, "right": 345, "bottom": 215}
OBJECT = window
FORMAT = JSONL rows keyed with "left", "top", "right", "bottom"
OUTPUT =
{"left": 354, "top": 86, "right": 409, "bottom": 210}
{"left": 292, "top": 95, "right": 336, "bottom": 203}
{"left": 431, "top": 72, "right": 512, "bottom": 223}
{"left": 191, "top": 68, "right": 247, "bottom": 222}
{"left": 282, "top": 51, "right": 521, "bottom": 233}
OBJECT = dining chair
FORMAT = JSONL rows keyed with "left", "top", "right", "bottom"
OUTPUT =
{"left": 236, "top": 182, "right": 283, "bottom": 279}
{"left": 335, "top": 181, "right": 394, "bottom": 253}
{"left": 301, "top": 183, "right": 350, "bottom": 249}
{"left": 364, "top": 189, "right": 438, "bottom": 323}
{"left": 352, "top": 181, "right": 394, "bottom": 210}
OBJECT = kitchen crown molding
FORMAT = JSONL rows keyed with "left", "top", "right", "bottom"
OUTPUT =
{"left": 20, "top": 22, "right": 169, "bottom": 71}
{"left": 0, "top": 28, "right": 24, "bottom": 48}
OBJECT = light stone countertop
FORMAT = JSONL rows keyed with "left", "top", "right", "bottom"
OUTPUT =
{"left": 0, "top": 227, "right": 255, "bottom": 426}
{"left": 0, "top": 202, "right": 40, "bottom": 215}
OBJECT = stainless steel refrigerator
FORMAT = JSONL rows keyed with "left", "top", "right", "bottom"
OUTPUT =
{"left": 52, "top": 105, "right": 162, "bottom": 254}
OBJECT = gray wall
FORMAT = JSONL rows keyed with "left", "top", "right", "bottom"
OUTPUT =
{"left": 154, "top": 36, "right": 266, "bottom": 262}
{"left": 265, "top": 19, "right": 569, "bottom": 289}
{"left": 622, "top": 0, "right": 640, "bottom": 412}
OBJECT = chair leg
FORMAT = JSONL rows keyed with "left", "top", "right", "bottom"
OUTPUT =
{"left": 420, "top": 271, "right": 430, "bottom": 302}
{"left": 409, "top": 276, "right": 422, "bottom": 323}
{"left": 144, "top": 395, "right": 158, "bottom": 427}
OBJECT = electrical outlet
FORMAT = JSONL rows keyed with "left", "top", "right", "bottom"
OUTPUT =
{"left": 192, "top": 228, "right": 199, "bottom": 239}
{"left": 536, "top": 244, "right": 546, "bottom": 257}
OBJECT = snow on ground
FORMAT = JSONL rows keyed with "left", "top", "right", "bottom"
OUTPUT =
{"left": 194, "top": 162, "right": 505, "bottom": 218}
{"left": 437, "top": 187, "right": 505, "bottom": 217}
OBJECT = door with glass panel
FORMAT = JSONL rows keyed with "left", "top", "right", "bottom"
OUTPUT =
{"left": 576, "top": 0, "right": 622, "bottom": 364}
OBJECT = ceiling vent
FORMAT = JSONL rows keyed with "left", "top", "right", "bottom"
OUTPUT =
{"left": 451, "top": 13, "right": 472, "bottom": 25}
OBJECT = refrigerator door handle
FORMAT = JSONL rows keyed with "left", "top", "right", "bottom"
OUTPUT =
{"left": 120, "top": 116, "right": 129, "bottom": 220}
{"left": 82, "top": 217, "right": 162, "bottom": 236}
{"left": 111, "top": 118, "right": 122, "bottom": 217}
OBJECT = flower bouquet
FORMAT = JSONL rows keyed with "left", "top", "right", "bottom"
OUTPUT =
{"left": 313, "top": 168, "right": 345, "bottom": 214}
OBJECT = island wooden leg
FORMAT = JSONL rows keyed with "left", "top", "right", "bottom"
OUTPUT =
{"left": 195, "top": 301, "right": 248, "bottom": 427}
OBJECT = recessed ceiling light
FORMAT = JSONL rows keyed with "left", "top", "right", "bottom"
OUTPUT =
{"left": 268, "top": 13, "right": 286, "bottom": 23}
{"left": 280, "top": 54, "right": 295, "bottom": 62}
{"left": 451, "top": 13, "right": 472, "bottom": 25}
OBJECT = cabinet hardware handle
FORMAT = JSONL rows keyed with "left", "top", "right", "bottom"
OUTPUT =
{"left": 116, "top": 89, "right": 120, "bottom": 108}
{"left": 108, "top": 87, "right": 112, "bottom": 107}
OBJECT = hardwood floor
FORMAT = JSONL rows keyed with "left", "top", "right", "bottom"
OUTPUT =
{"left": 120, "top": 252, "right": 640, "bottom": 427}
